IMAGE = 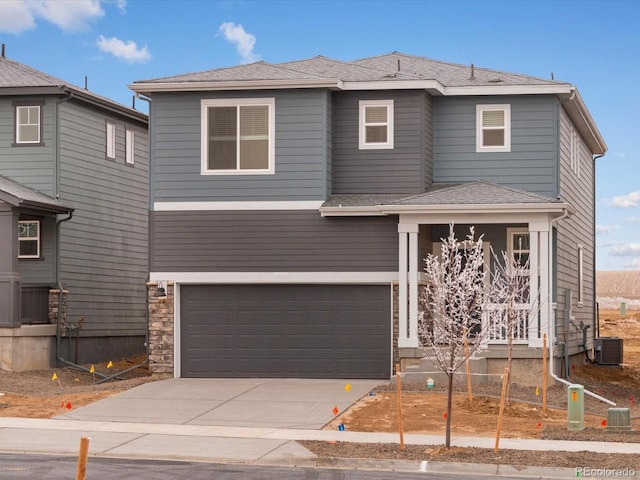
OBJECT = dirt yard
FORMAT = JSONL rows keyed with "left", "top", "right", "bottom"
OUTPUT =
{"left": 1, "top": 309, "right": 639, "bottom": 469}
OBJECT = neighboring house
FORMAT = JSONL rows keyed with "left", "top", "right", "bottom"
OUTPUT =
{"left": 0, "top": 53, "right": 149, "bottom": 371}
{"left": 131, "top": 52, "right": 606, "bottom": 383}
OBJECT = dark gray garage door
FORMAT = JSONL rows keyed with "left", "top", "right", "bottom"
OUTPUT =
{"left": 180, "top": 284, "right": 391, "bottom": 379}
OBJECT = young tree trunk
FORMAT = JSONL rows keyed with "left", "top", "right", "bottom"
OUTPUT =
{"left": 445, "top": 372, "right": 453, "bottom": 448}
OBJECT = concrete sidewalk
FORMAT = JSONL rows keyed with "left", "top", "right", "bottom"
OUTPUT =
{"left": 0, "top": 379, "right": 637, "bottom": 478}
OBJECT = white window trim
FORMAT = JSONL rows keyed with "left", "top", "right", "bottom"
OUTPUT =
{"left": 476, "top": 104, "right": 511, "bottom": 152}
{"left": 16, "top": 105, "right": 41, "bottom": 144}
{"left": 125, "top": 129, "right": 135, "bottom": 165}
{"left": 359, "top": 99, "right": 394, "bottom": 150}
{"left": 200, "top": 97, "right": 275, "bottom": 175}
{"left": 577, "top": 245, "right": 584, "bottom": 307}
{"left": 507, "top": 227, "right": 530, "bottom": 274}
{"left": 106, "top": 122, "right": 116, "bottom": 159}
{"left": 18, "top": 220, "right": 40, "bottom": 259}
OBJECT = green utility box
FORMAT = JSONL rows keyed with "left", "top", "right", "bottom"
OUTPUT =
{"left": 607, "top": 408, "right": 632, "bottom": 431}
{"left": 568, "top": 384, "right": 585, "bottom": 431}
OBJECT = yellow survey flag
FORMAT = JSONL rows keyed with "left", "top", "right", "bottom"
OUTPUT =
{"left": 106, "top": 360, "right": 113, "bottom": 368}
{"left": 51, "top": 372, "right": 58, "bottom": 381}
{"left": 535, "top": 386, "right": 540, "bottom": 396}
{"left": 89, "top": 365, "right": 95, "bottom": 374}
{"left": 344, "top": 383, "right": 352, "bottom": 392}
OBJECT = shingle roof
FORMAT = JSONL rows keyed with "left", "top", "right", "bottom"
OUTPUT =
{"left": 134, "top": 52, "right": 563, "bottom": 87}
{"left": 0, "top": 175, "right": 73, "bottom": 214}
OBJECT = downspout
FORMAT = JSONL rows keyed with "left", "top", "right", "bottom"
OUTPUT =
{"left": 548, "top": 209, "right": 615, "bottom": 406}
{"left": 592, "top": 153, "right": 605, "bottom": 341}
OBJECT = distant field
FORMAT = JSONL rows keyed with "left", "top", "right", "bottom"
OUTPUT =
{"left": 596, "top": 270, "right": 640, "bottom": 309}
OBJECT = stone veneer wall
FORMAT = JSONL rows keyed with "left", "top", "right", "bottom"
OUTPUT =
{"left": 147, "top": 282, "right": 174, "bottom": 375}
{"left": 48, "top": 289, "right": 68, "bottom": 326}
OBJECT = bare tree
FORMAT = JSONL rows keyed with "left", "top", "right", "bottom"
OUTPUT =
{"left": 417, "top": 225, "right": 489, "bottom": 448}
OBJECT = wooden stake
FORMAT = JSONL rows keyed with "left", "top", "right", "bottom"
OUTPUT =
{"left": 75, "top": 437, "right": 90, "bottom": 480}
{"left": 542, "top": 334, "right": 548, "bottom": 412}
{"left": 494, "top": 367, "right": 509, "bottom": 453}
{"left": 395, "top": 363, "right": 405, "bottom": 450}
{"left": 464, "top": 338, "right": 473, "bottom": 402}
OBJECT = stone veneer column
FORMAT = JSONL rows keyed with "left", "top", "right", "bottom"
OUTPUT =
{"left": 147, "top": 282, "right": 174, "bottom": 375}
{"left": 48, "top": 289, "right": 68, "bottom": 327}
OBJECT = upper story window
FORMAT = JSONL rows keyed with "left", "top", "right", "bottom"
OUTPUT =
{"left": 15, "top": 104, "right": 42, "bottom": 144}
{"left": 106, "top": 121, "right": 116, "bottom": 159}
{"left": 569, "top": 123, "right": 581, "bottom": 176}
{"left": 126, "top": 129, "right": 135, "bottom": 165}
{"left": 359, "top": 100, "right": 394, "bottom": 149}
{"left": 476, "top": 104, "right": 510, "bottom": 152}
{"left": 19, "top": 220, "right": 40, "bottom": 259}
{"left": 201, "top": 98, "right": 275, "bottom": 175}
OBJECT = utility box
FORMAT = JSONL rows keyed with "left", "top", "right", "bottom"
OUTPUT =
{"left": 594, "top": 337, "right": 623, "bottom": 366}
{"left": 568, "top": 384, "right": 585, "bottom": 431}
{"left": 607, "top": 408, "right": 632, "bottom": 431}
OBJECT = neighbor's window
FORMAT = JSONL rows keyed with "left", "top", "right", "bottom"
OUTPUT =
{"left": 577, "top": 245, "right": 584, "bottom": 306}
{"left": 106, "top": 122, "right": 116, "bottom": 159}
{"left": 476, "top": 104, "right": 511, "bottom": 152}
{"left": 15, "top": 105, "right": 42, "bottom": 144}
{"left": 19, "top": 220, "right": 40, "bottom": 259}
{"left": 126, "top": 129, "right": 135, "bottom": 165}
{"left": 359, "top": 100, "right": 394, "bottom": 149}
{"left": 201, "top": 98, "right": 275, "bottom": 174}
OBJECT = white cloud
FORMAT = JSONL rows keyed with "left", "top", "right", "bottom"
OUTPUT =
{"left": 628, "top": 258, "right": 640, "bottom": 268}
{"left": 625, "top": 216, "right": 640, "bottom": 223}
{"left": 609, "top": 191, "right": 640, "bottom": 208}
{"left": 0, "top": 1, "right": 37, "bottom": 33}
{"left": 596, "top": 225, "right": 618, "bottom": 235}
{"left": 218, "top": 22, "right": 260, "bottom": 64}
{"left": 104, "top": 0, "right": 126, "bottom": 13}
{"left": 609, "top": 242, "right": 640, "bottom": 256}
{"left": 96, "top": 35, "right": 151, "bottom": 63}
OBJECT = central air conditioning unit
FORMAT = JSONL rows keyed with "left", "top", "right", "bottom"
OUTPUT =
{"left": 593, "top": 337, "right": 623, "bottom": 366}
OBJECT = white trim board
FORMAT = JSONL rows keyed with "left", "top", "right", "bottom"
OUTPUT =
{"left": 154, "top": 201, "right": 324, "bottom": 211}
{"left": 150, "top": 272, "right": 398, "bottom": 284}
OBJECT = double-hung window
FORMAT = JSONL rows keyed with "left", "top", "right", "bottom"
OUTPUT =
{"left": 15, "top": 104, "right": 42, "bottom": 144}
{"left": 126, "top": 129, "right": 135, "bottom": 165}
{"left": 19, "top": 220, "right": 40, "bottom": 259}
{"left": 201, "top": 98, "right": 275, "bottom": 174}
{"left": 476, "top": 104, "right": 510, "bottom": 152}
{"left": 359, "top": 100, "right": 394, "bottom": 149}
{"left": 106, "top": 122, "right": 116, "bottom": 159}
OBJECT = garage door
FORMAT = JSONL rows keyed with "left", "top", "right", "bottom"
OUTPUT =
{"left": 180, "top": 284, "right": 391, "bottom": 379}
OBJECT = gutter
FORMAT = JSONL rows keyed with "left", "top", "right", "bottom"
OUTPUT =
{"left": 547, "top": 208, "right": 615, "bottom": 406}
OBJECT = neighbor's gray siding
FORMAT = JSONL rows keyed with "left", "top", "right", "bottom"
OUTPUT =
{"left": 423, "top": 93, "right": 434, "bottom": 189}
{"left": 433, "top": 95, "right": 559, "bottom": 198}
{"left": 555, "top": 106, "right": 595, "bottom": 355}
{"left": 326, "top": 91, "right": 333, "bottom": 196}
{"left": 151, "top": 210, "right": 398, "bottom": 272}
{"left": 57, "top": 99, "right": 149, "bottom": 337}
{"left": 150, "top": 89, "right": 329, "bottom": 202}
{"left": 332, "top": 90, "right": 429, "bottom": 194}
{"left": 0, "top": 96, "right": 56, "bottom": 196}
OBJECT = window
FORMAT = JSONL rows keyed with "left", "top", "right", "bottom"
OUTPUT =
{"left": 19, "top": 220, "right": 40, "bottom": 259}
{"left": 106, "top": 122, "right": 116, "bottom": 159}
{"left": 476, "top": 104, "right": 511, "bottom": 152}
{"left": 15, "top": 105, "right": 41, "bottom": 144}
{"left": 577, "top": 245, "right": 584, "bottom": 306}
{"left": 569, "top": 123, "right": 580, "bottom": 176}
{"left": 126, "top": 129, "right": 135, "bottom": 165}
{"left": 508, "top": 228, "right": 530, "bottom": 270}
{"left": 201, "top": 98, "right": 275, "bottom": 174}
{"left": 359, "top": 100, "right": 394, "bottom": 149}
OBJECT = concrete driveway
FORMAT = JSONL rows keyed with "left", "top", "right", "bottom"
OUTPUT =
{"left": 56, "top": 378, "right": 382, "bottom": 429}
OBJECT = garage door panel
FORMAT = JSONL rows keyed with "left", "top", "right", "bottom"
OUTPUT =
{"left": 181, "top": 284, "right": 390, "bottom": 378}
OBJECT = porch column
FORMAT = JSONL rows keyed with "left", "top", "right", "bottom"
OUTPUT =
{"left": 528, "top": 223, "right": 550, "bottom": 348}
{"left": 398, "top": 223, "right": 419, "bottom": 348}
{"left": 538, "top": 229, "right": 550, "bottom": 348}
{"left": 528, "top": 230, "right": 540, "bottom": 347}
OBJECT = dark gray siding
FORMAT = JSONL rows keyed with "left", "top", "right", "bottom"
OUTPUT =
{"left": 0, "top": 97, "right": 56, "bottom": 196}
{"left": 180, "top": 284, "right": 391, "bottom": 378}
{"left": 433, "top": 95, "right": 558, "bottom": 198}
{"left": 332, "top": 90, "right": 429, "bottom": 194}
{"left": 555, "top": 106, "right": 595, "bottom": 354}
{"left": 326, "top": 90, "right": 333, "bottom": 195}
{"left": 57, "top": 100, "right": 149, "bottom": 337}
{"left": 151, "top": 210, "right": 398, "bottom": 272}
{"left": 151, "top": 89, "right": 329, "bottom": 202}
{"left": 424, "top": 94, "right": 434, "bottom": 189}
{"left": 18, "top": 215, "right": 57, "bottom": 284}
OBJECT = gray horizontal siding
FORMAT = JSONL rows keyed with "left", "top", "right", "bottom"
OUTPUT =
{"left": 18, "top": 215, "right": 57, "bottom": 284}
{"left": 151, "top": 90, "right": 329, "bottom": 202}
{"left": 332, "top": 90, "right": 428, "bottom": 194}
{"left": 433, "top": 95, "right": 559, "bottom": 198}
{"left": 151, "top": 210, "right": 399, "bottom": 272}
{"left": 57, "top": 100, "right": 149, "bottom": 337}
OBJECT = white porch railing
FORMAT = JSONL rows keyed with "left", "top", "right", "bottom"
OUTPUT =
{"left": 484, "top": 303, "right": 530, "bottom": 344}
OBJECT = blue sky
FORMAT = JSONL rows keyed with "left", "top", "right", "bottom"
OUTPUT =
{"left": 1, "top": 0, "right": 638, "bottom": 271}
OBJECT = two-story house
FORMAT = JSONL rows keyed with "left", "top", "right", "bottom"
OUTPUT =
{"left": 131, "top": 52, "right": 606, "bottom": 383}
{"left": 0, "top": 53, "right": 149, "bottom": 371}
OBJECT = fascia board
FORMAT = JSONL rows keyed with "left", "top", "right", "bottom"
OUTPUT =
{"left": 319, "top": 206, "right": 388, "bottom": 217}
{"left": 129, "top": 78, "right": 343, "bottom": 94}
{"left": 565, "top": 88, "right": 607, "bottom": 155}
{"left": 443, "top": 84, "right": 574, "bottom": 96}
{"left": 340, "top": 80, "right": 445, "bottom": 94}
{"left": 378, "top": 203, "right": 571, "bottom": 215}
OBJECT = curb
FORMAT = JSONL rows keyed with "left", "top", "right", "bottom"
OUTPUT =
{"left": 316, "top": 457, "right": 576, "bottom": 479}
